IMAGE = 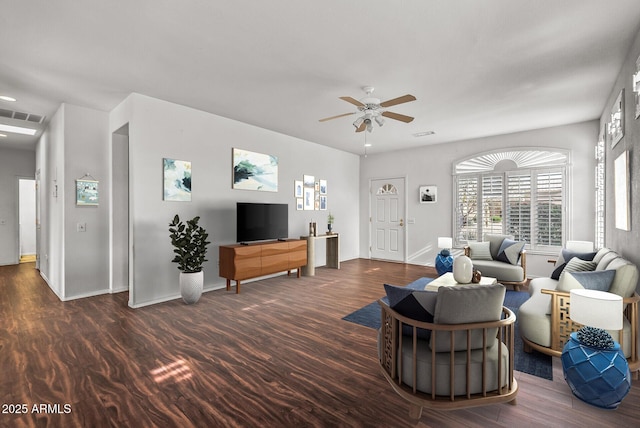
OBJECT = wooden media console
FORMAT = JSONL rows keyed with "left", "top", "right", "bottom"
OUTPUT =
{"left": 219, "top": 239, "right": 307, "bottom": 293}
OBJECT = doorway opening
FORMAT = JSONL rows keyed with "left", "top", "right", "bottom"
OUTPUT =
{"left": 18, "top": 178, "right": 37, "bottom": 264}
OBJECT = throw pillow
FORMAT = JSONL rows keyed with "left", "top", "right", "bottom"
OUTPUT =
{"left": 495, "top": 239, "right": 525, "bottom": 265}
{"left": 430, "top": 283, "right": 506, "bottom": 352}
{"left": 557, "top": 270, "right": 616, "bottom": 292}
{"left": 468, "top": 241, "right": 492, "bottom": 260}
{"left": 557, "top": 257, "right": 596, "bottom": 282}
{"left": 550, "top": 249, "right": 598, "bottom": 280}
{"left": 383, "top": 284, "right": 437, "bottom": 323}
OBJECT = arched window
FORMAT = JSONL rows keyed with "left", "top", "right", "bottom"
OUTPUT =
{"left": 377, "top": 183, "right": 398, "bottom": 195}
{"left": 453, "top": 149, "right": 569, "bottom": 252}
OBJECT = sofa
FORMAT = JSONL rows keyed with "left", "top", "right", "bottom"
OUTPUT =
{"left": 464, "top": 234, "right": 527, "bottom": 291}
{"left": 519, "top": 247, "right": 640, "bottom": 377}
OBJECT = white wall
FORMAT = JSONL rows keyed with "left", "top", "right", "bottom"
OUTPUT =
{"left": 359, "top": 121, "right": 598, "bottom": 278}
{"left": 0, "top": 148, "right": 36, "bottom": 265}
{"left": 36, "top": 103, "right": 111, "bottom": 300}
{"left": 110, "top": 94, "right": 360, "bottom": 307}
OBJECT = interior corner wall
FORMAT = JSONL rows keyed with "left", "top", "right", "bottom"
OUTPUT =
{"left": 36, "top": 104, "right": 65, "bottom": 297}
{"left": 0, "top": 147, "right": 36, "bottom": 265}
{"left": 112, "top": 94, "right": 360, "bottom": 308}
{"left": 600, "top": 25, "right": 640, "bottom": 283}
{"left": 359, "top": 121, "right": 598, "bottom": 278}
{"left": 63, "top": 104, "right": 110, "bottom": 298}
{"left": 36, "top": 103, "right": 110, "bottom": 300}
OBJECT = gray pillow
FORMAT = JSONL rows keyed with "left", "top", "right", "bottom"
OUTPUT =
{"left": 430, "top": 284, "right": 506, "bottom": 352}
{"left": 468, "top": 241, "right": 492, "bottom": 260}
{"left": 557, "top": 270, "right": 616, "bottom": 292}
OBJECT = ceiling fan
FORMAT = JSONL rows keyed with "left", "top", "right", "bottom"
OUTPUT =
{"left": 319, "top": 86, "right": 416, "bottom": 132}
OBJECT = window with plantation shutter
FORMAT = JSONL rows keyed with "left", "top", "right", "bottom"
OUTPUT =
{"left": 506, "top": 172, "right": 531, "bottom": 242}
{"left": 455, "top": 175, "right": 478, "bottom": 243}
{"left": 453, "top": 149, "right": 568, "bottom": 252}
{"left": 534, "top": 169, "right": 563, "bottom": 247}
{"left": 595, "top": 138, "right": 605, "bottom": 249}
{"left": 482, "top": 175, "right": 503, "bottom": 236}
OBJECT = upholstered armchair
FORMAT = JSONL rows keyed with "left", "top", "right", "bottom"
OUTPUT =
{"left": 464, "top": 234, "right": 527, "bottom": 291}
{"left": 519, "top": 247, "right": 640, "bottom": 378}
{"left": 378, "top": 284, "right": 518, "bottom": 419}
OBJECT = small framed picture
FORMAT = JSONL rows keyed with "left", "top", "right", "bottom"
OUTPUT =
{"left": 296, "top": 198, "right": 303, "bottom": 210}
{"left": 303, "top": 187, "right": 314, "bottom": 210}
{"left": 608, "top": 89, "right": 624, "bottom": 148}
{"left": 294, "top": 180, "right": 303, "bottom": 197}
{"left": 303, "top": 175, "right": 315, "bottom": 187}
{"left": 419, "top": 185, "right": 437, "bottom": 204}
{"left": 319, "top": 196, "right": 327, "bottom": 210}
{"left": 319, "top": 179, "right": 327, "bottom": 195}
{"left": 76, "top": 179, "right": 99, "bottom": 206}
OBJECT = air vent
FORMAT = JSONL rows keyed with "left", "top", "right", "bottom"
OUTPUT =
{"left": 0, "top": 108, "right": 46, "bottom": 124}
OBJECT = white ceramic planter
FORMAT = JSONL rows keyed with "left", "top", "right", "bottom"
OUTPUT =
{"left": 453, "top": 255, "right": 473, "bottom": 284}
{"left": 179, "top": 270, "right": 204, "bottom": 304}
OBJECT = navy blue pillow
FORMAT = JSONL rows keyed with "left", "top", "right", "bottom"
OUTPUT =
{"left": 384, "top": 284, "right": 436, "bottom": 339}
{"left": 551, "top": 249, "right": 598, "bottom": 280}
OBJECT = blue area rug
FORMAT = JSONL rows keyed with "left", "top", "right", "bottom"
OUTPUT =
{"left": 342, "top": 277, "right": 553, "bottom": 380}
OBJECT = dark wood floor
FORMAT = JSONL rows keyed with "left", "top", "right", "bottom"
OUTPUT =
{"left": 1, "top": 259, "right": 639, "bottom": 427}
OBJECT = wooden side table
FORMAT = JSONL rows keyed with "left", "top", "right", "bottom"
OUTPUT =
{"left": 300, "top": 233, "right": 339, "bottom": 276}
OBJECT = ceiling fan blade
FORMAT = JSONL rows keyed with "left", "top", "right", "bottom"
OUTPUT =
{"left": 355, "top": 121, "right": 366, "bottom": 132}
{"left": 381, "top": 111, "right": 415, "bottom": 123}
{"left": 340, "top": 96, "right": 365, "bottom": 107}
{"left": 379, "top": 94, "right": 416, "bottom": 108}
{"left": 319, "top": 112, "right": 356, "bottom": 122}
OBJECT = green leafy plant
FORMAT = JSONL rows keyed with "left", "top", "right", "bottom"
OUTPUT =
{"left": 169, "top": 215, "right": 211, "bottom": 273}
{"left": 327, "top": 212, "right": 335, "bottom": 225}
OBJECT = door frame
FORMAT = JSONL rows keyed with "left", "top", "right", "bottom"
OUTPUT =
{"left": 16, "top": 175, "right": 37, "bottom": 265}
{"left": 368, "top": 175, "right": 408, "bottom": 262}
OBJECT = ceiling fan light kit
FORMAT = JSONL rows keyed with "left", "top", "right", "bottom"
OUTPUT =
{"left": 320, "top": 86, "right": 416, "bottom": 133}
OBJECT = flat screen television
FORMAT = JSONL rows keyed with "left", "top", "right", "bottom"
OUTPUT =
{"left": 237, "top": 202, "right": 288, "bottom": 243}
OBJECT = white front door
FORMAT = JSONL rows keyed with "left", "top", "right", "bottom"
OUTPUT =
{"left": 370, "top": 177, "right": 405, "bottom": 262}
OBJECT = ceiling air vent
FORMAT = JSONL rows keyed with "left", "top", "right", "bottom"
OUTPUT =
{"left": 0, "top": 108, "right": 46, "bottom": 124}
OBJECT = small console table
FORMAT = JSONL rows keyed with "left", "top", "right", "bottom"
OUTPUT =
{"left": 300, "top": 233, "right": 340, "bottom": 276}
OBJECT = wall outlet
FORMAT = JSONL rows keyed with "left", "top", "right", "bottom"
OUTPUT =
{"left": 77, "top": 223, "right": 87, "bottom": 232}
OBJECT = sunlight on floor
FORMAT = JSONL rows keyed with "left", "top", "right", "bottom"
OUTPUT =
{"left": 242, "top": 298, "right": 279, "bottom": 311}
{"left": 150, "top": 359, "right": 193, "bottom": 383}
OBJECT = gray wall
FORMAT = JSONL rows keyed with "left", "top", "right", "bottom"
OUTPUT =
{"left": 0, "top": 147, "right": 36, "bottom": 265}
{"left": 600, "top": 26, "right": 640, "bottom": 286}
{"left": 359, "top": 121, "right": 598, "bottom": 278}
{"left": 110, "top": 94, "right": 360, "bottom": 307}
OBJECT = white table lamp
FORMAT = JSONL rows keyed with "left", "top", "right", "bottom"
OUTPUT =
{"left": 569, "top": 289, "right": 622, "bottom": 331}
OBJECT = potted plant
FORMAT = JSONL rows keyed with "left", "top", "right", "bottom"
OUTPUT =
{"left": 169, "top": 214, "right": 211, "bottom": 304}
{"left": 327, "top": 212, "right": 335, "bottom": 234}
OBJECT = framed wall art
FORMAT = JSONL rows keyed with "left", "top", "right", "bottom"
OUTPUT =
{"left": 634, "top": 54, "right": 640, "bottom": 119}
{"left": 319, "top": 179, "right": 327, "bottom": 195}
{"left": 294, "top": 180, "right": 303, "bottom": 197}
{"left": 419, "top": 185, "right": 437, "bottom": 203}
{"left": 232, "top": 148, "right": 278, "bottom": 192}
{"left": 163, "top": 158, "right": 192, "bottom": 201}
{"left": 614, "top": 151, "right": 630, "bottom": 231}
{"left": 608, "top": 89, "right": 624, "bottom": 148}
{"left": 303, "top": 187, "right": 314, "bottom": 210}
{"left": 76, "top": 177, "right": 99, "bottom": 206}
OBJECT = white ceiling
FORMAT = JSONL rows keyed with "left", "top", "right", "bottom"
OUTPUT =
{"left": 1, "top": 0, "right": 640, "bottom": 155}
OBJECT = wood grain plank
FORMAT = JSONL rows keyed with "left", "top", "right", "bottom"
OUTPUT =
{"left": 1, "top": 260, "right": 638, "bottom": 427}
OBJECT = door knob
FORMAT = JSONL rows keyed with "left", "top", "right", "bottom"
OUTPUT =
{"left": 399, "top": 219, "right": 404, "bottom": 227}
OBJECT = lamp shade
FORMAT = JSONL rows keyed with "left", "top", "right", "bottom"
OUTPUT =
{"left": 438, "top": 237, "right": 452, "bottom": 249}
{"left": 569, "top": 289, "right": 623, "bottom": 331}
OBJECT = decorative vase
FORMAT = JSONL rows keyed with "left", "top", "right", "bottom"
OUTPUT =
{"left": 435, "top": 251, "right": 453, "bottom": 276}
{"left": 472, "top": 269, "right": 482, "bottom": 283}
{"left": 327, "top": 223, "right": 333, "bottom": 234}
{"left": 561, "top": 332, "right": 631, "bottom": 409}
{"left": 453, "top": 255, "right": 473, "bottom": 283}
{"left": 179, "top": 270, "right": 204, "bottom": 304}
